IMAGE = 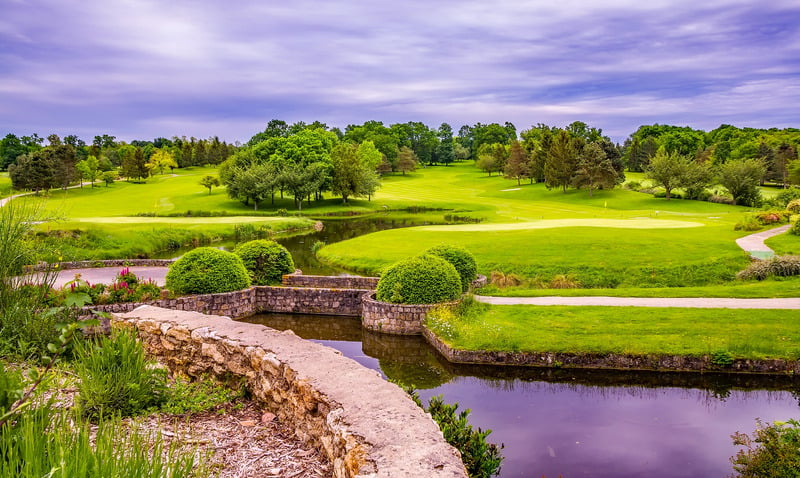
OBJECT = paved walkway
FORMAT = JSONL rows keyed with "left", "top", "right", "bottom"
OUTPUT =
{"left": 50, "top": 266, "right": 169, "bottom": 288}
{"left": 735, "top": 224, "right": 791, "bottom": 259}
{"left": 475, "top": 295, "right": 800, "bottom": 309}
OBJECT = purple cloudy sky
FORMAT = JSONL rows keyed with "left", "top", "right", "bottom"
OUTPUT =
{"left": 1, "top": 0, "right": 799, "bottom": 143}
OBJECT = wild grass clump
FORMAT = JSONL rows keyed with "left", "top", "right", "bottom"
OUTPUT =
{"left": 737, "top": 256, "right": 800, "bottom": 281}
{"left": 160, "top": 376, "right": 245, "bottom": 415}
{"left": 234, "top": 239, "right": 295, "bottom": 285}
{"left": 376, "top": 254, "right": 461, "bottom": 304}
{"left": 166, "top": 247, "right": 251, "bottom": 295}
{"left": 74, "top": 329, "right": 167, "bottom": 420}
{"left": 734, "top": 215, "right": 762, "bottom": 231}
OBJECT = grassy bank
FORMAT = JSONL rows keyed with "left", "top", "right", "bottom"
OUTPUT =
{"left": 32, "top": 217, "right": 314, "bottom": 261}
{"left": 477, "top": 277, "right": 800, "bottom": 298}
{"left": 766, "top": 231, "right": 800, "bottom": 256}
{"left": 0, "top": 172, "right": 11, "bottom": 197}
{"left": 427, "top": 303, "right": 800, "bottom": 360}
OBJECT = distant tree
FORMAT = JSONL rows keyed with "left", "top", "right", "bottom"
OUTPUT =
{"left": 436, "top": 123, "right": 455, "bottom": 166}
{"left": 49, "top": 144, "right": 79, "bottom": 190}
{"left": 76, "top": 155, "right": 100, "bottom": 187}
{"left": 0, "top": 134, "right": 27, "bottom": 170}
{"left": 572, "top": 142, "right": 616, "bottom": 197}
{"left": 772, "top": 143, "right": 797, "bottom": 188}
{"left": 377, "top": 157, "right": 393, "bottom": 175}
{"left": 598, "top": 139, "right": 625, "bottom": 184}
{"left": 476, "top": 143, "right": 504, "bottom": 177}
{"left": 454, "top": 143, "right": 470, "bottom": 162}
{"left": 146, "top": 149, "right": 177, "bottom": 175}
{"left": 47, "top": 134, "right": 61, "bottom": 146}
{"left": 645, "top": 147, "right": 687, "bottom": 200}
{"left": 199, "top": 175, "right": 220, "bottom": 195}
{"left": 225, "top": 163, "right": 277, "bottom": 210}
{"left": 9, "top": 150, "right": 57, "bottom": 193}
{"left": 357, "top": 140, "right": 383, "bottom": 172}
{"left": 120, "top": 147, "right": 149, "bottom": 182}
{"left": 544, "top": 130, "right": 577, "bottom": 192}
{"left": 680, "top": 160, "right": 713, "bottom": 200}
{"left": 100, "top": 170, "right": 116, "bottom": 187}
{"left": 396, "top": 146, "right": 417, "bottom": 175}
{"left": 247, "top": 119, "right": 290, "bottom": 146}
{"left": 331, "top": 143, "right": 362, "bottom": 204}
{"left": 788, "top": 160, "right": 800, "bottom": 186}
{"left": 504, "top": 141, "right": 528, "bottom": 185}
{"left": 718, "top": 158, "right": 766, "bottom": 207}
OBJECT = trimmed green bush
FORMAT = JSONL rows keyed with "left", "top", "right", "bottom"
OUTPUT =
{"left": 376, "top": 254, "right": 461, "bottom": 304}
{"left": 233, "top": 239, "right": 295, "bottom": 285}
{"left": 737, "top": 255, "right": 800, "bottom": 280}
{"left": 426, "top": 244, "right": 478, "bottom": 292}
{"left": 166, "top": 247, "right": 250, "bottom": 295}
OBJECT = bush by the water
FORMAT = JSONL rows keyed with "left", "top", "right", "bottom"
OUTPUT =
{"left": 234, "top": 239, "right": 294, "bottom": 285}
{"left": 731, "top": 419, "right": 800, "bottom": 478}
{"left": 426, "top": 244, "right": 478, "bottom": 292}
{"left": 737, "top": 256, "right": 800, "bottom": 281}
{"left": 166, "top": 247, "right": 250, "bottom": 294}
{"left": 74, "top": 329, "right": 167, "bottom": 420}
{"left": 376, "top": 255, "right": 461, "bottom": 304}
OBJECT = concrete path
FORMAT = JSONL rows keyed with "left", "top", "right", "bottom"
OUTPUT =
{"left": 735, "top": 224, "right": 791, "bottom": 259}
{"left": 475, "top": 295, "right": 800, "bottom": 309}
{"left": 50, "top": 266, "right": 169, "bottom": 288}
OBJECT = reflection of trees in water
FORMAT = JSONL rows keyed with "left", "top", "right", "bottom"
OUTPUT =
{"left": 446, "top": 371, "right": 799, "bottom": 410}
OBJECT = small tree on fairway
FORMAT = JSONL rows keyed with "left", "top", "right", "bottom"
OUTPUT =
{"left": 76, "top": 154, "right": 100, "bottom": 188}
{"left": 199, "top": 175, "right": 220, "bottom": 195}
{"left": 645, "top": 147, "right": 687, "bottom": 200}
{"left": 718, "top": 158, "right": 766, "bottom": 207}
{"left": 504, "top": 141, "right": 528, "bottom": 185}
{"left": 397, "top": 146, "right": 418, "bottom": 175}
{"left": 100, "top": 170, "right": 116, "bottom": 187}
{"left": 572, "top": 142, "right": 616, "bottom": 197}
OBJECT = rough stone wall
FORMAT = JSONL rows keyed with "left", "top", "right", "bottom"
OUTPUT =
{"left": 257, "top": 287, "right": 369, "bottom": 317}
{"left": 89, "top": 286, "right": 368, "bottom": 320}
{"left": 27, "top": 259, "right": 176, "bottom": 272}
{"left": 362, "top": 294, "right": 460, "bottom": 335}
{"left": 282, "top": 274, "right": 380, "bottom": 290}
{"left": 115, "top": 306, "right": 467, "bottom": 478}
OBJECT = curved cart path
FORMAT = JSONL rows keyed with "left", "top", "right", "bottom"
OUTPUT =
{"left": 475, "top": 295, "right": 800, "bottom": 309}
{"left": 735, "top": 224, "right": 791, "bottom": 259}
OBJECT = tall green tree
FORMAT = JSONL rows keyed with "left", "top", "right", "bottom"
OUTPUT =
{"left": 504, "top": 141, "right": 528, "bottom": 185}
{"left": 120, "top": 147, "right": 149, "bottom": 182}
{"left": 436, "top": 123, "right": 455, "bottom": 166}
{"left": 396, "top": 147, "right": 417, "bottom": 175}
{"left": 544, "top": 130, "right": 577, "bottom": 192}
{"left": 718, "top": 158, "right": 766, "bottom": 207}
{"left": 645, "top": 147, "right": 687, "bottom": 200}
{"left": 572, "top": 142, "right": 616, "bottom": 197}
{"left": 331, "top": 144, "right": 362, "bottom": 204}
{"left": 76, "top": 155, "right": 100, "bottom": 187}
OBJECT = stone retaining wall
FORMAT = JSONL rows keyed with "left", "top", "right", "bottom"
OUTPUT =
{"left": 115, "top": 306, "right": 467, "bottom": 478}
{"left": 362, "top": 293, "right": 460, "bottom": 335}
{"left": 27, "top": 259, "right": 176, "bottom": 272}
{"left": 422, "top": 327, "right": 800, "bottom": 374}
{"left": 282, "top": 274, "right": 380, "bottom": 290}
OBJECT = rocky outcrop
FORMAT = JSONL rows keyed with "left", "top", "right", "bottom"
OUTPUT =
{"left": 115, "top": 306, "right": 467, "bottom": 478}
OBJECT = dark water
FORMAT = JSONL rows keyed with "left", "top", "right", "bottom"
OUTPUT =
{"left": 241, "top": 313, "right": 800, "bottom": 478}
{"left": 152, "top": 216, "right": 435, "bottom": 275}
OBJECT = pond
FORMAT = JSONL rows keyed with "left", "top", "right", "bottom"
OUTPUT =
{"left": 153, "top": 215, "right": 439, "bottom": 275}
{"left": 240, "top": 313, "right": 800, "bottom": 478}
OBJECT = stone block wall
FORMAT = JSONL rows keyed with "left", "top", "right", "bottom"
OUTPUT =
{"left": 27, "top": 259, "right": 176, "bottom": 272}
{"left": 115, "top": 306, "right": 467, "bottom": 478}
{"left": 362, "top": 293, "right": 460, "bottom": 335}
{"left": 282, "top": 274, "right": 380, "bottom": 290}
{"left": 257, "top": 286, "right": 369, "bottom": 317}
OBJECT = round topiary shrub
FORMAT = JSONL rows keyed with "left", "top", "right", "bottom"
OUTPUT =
{"left": 425, "top": 244, "right": 478, "bottom": 292}
{"left": 233, "top": 239, "right": 295, "bottom": 285}
{"left": 166, "top": 247, "right": 251, "bottom": 295}
{"left": 375, "top": 254, "right": 462, "bottom": 304}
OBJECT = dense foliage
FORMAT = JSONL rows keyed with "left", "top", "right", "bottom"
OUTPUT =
{"left": 426, "top": 244, "right": 478, "bottom": 292}
{"left": 736, "top": 256, "right": 800, "bottom": 280}
{"left": 731, "top": 419, "right": 800, "bottom": 478}
{"left": 74, "top": 329, "right": 168, "bottom": 419}
{"left": 165, "top": 247, "right": 251, "bottom": 295}
{"left": 234, "top": 239, "right": 295, "bottom": 285}
{"left": 376, "top": 254, "right": 461, "bottom": 304}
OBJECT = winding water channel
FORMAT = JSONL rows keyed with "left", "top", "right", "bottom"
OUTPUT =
{"left": 241, "top": 313, "right": 800, "bottom": 478}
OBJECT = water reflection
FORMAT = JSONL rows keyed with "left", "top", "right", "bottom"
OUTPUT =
{"left": 241, "top": 313, "right": 800, "bottom": 478}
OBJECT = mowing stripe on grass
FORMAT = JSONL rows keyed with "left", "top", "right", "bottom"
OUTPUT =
{"left": 415, "top": 218, "right": 703, "bottom": 232}
{"left": 71, "top": 216, "right": 298, "bottom": 224}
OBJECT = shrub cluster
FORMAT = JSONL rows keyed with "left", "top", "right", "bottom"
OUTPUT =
{"left": 731, "top": 419, "right": 800, "bottom": 478}
{"left": 166, "top": 247, "right": 251, "bottom": 295}
{"left": 233, "top": 239, "right": 295, "bottom": 285}
{"left": 376, "top": 254, "right": 461, "bottom": 304}
{"left": 737, "top": 256, "right": 800, "bottom": 281}
{"left": 425, "top": 244, "right": 478, "bottom": 292}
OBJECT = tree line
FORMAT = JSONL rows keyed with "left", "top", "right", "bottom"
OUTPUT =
{"left": 1, "top": 133, "right": 237, "bottom": 191}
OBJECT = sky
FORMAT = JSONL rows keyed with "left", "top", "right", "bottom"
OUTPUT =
{"left": 1, "top": 0, "right": 799, "bottom": 144}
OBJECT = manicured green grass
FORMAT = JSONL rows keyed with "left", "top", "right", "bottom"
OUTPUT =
{"left": 477, "top": 277, "right": 800, "bottom": 298}
{"left": 0, "top": 172, "right": 11, "bottom": 197}
{"left": 427, "top": 304, "right": 800, "bottom": 360}
{"left": 766, "top": 230, "right": 800, "bottom": 256}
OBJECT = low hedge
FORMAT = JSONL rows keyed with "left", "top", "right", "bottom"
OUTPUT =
{"left": 234, "top": 240, "right": 295, "bottom": 285}
{"left": 376, "top": 255, "right": 461, "bottom": 304}
{"left": 425, "top": 244, "right": 477, "bottom": 292}
{"left": 165, "top": 247, "right": 251, "bottom": 295}
{"left": 737, "top": 255, "right": 800, "bottom": 281}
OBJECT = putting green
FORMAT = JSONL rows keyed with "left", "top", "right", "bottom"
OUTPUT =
{"left": 415, "top": 218, "right": 703, "bottom": 232}
{"left": 70, "top": 216, "right": 299, "bottom": 225}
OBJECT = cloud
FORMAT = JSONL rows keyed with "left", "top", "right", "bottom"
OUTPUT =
{"left": 1, "top": 0, "right": 798, "bottom": 142}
